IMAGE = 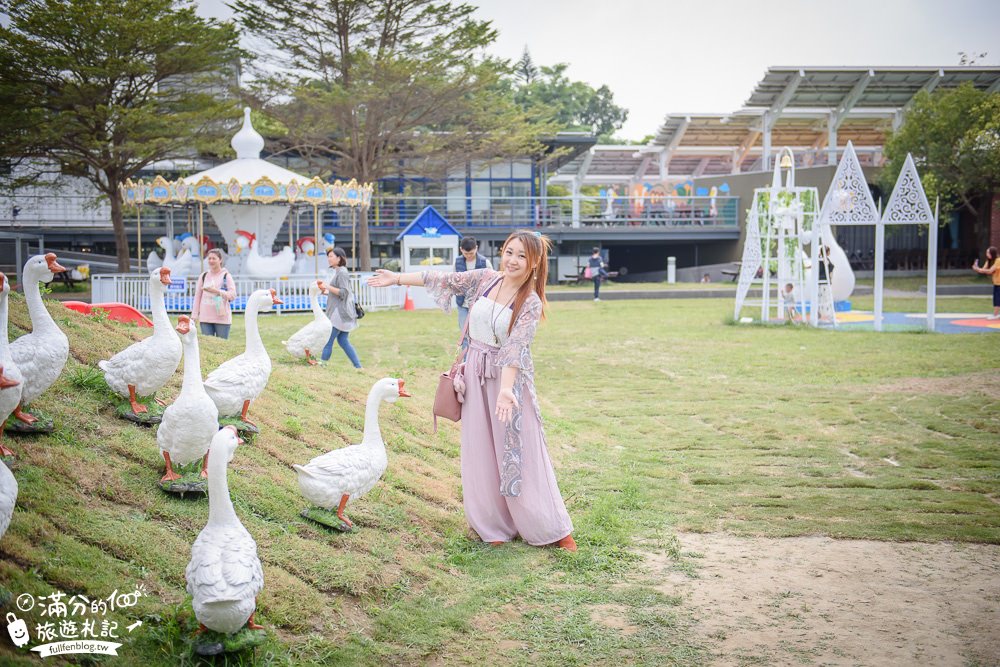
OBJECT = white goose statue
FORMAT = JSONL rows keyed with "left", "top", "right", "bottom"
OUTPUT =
{"left": 98, "top": 268, "right": 183, "bottom": 414}
{"left": 204, "top": 289, "right": 283, "bottom": 425}
{"left": 245, "top": 238, "right": 295, "bottom": 279}
{"left": 186, "top": 426, "right": 264, "bottom": 635}
{"left": 282, "top": 281, "right": 333, "bottom": 365}
{"left": 157, "top": 316, "right": 218, "bottom": 483}
{"left": 0, "top": 460, "right": 16, "bottom": 546}
{"left": 9, "top": 254, "right": 69, "bottom": 425}
{"left": 294, "top": 378, "right": 411, "bottom": 528}
{"left": 0, "top": 272, "right": 24, "bottom": 457}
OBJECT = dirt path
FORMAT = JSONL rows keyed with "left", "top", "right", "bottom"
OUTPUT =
{"left": 648, "top": 533, "right": 1000, "bottom": 666}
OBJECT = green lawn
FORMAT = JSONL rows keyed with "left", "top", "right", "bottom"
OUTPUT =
{"left": 0, "top": 292, "right": 997, "bottom": 665}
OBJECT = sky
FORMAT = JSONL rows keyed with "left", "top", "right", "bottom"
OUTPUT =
{"left": 196, "top": 0, "right": 1000, "bottom": 141}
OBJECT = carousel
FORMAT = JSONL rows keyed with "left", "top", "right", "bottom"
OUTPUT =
{"left": 111, "top": 108, "right": 380, "bottom": 313}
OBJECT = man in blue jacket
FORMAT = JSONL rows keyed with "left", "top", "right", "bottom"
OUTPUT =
{"left": 455, "top": 236, "right": 492, "bottom": 338}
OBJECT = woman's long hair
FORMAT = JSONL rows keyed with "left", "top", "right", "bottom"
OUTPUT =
{"left": 986, "top": 246, "right": 998, "bottom": 269}
{"left": 502, "top": 230, "right": 551, "bottom": 334}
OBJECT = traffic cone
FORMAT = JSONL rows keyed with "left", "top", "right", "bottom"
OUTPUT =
{"left": 403, "top": 287, "right": 415, "bottom": 311}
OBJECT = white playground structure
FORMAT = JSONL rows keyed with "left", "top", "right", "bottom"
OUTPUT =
{"left": 734, "top": 141, "right": 939, "bottom": 331}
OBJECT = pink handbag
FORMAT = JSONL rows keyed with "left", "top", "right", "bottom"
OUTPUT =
{"left": 432, "top": 315, "right": 470, "bottom": 431}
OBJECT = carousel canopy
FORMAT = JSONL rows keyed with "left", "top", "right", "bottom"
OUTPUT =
{"left": 119, "top": 107, "right": 373, "bottom": 208}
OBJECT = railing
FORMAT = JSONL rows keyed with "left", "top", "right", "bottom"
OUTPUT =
{"left": 91, "top": 273, "right": 401, "bottom": 314}
{"left": 369, "top": 195, "right": 740, "bottom": 229}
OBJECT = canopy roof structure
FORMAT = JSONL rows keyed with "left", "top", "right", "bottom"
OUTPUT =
{"left": 553, "top": 66, "right": 1000, "bottom": 188}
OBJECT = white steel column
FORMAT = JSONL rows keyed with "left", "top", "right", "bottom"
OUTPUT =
{"left": 926, "top": 198, "right": 939, "bottom": 331}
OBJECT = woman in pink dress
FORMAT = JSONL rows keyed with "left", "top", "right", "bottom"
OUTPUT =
{"left": 369, "top": 230, "right": 575, "bottom": 551}
{"left": 191, "top": 249, "right": 237, "bottom": 339}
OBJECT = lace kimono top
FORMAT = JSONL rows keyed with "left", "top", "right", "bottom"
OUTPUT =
{"left": 423, "top": 268, "right": 546, "bottom": 496}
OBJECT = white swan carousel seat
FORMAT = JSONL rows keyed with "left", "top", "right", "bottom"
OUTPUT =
{"left": 157, "top": 316, "right": 218, "bottom": 483}
{"left": 282, "top": 281, "right": 333, "bottom": 365}
{"left": 245, "top": 237, "right": 295, "bottom": 279}
{"left": 292, "top": 237, "right": 317, "bottom": 275}
{"left": 294, "top": 378, "right": 410, "bottom": 528}
{"left": 186, "top": 426, "right": 264, "bottom": 635}
{"left": 204, "top": 289, "right": 283, "bottom": 425}
{"left": 98, "top": 268, "right": 182, "bottom": 414}
{"left": 9, "top": 254, "right": 69, "bottom": 425}
{"left": 148, "top": 236, "right": 193, "bottom": 277}
{"left": 0, "top": 272, "right": 24, "bottom": 457}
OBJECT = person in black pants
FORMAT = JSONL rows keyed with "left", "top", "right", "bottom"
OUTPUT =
{"left": 588, "top": 247, "right": 606, "bottom": 301}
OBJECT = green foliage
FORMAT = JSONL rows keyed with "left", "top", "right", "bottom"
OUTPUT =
{"left": 0, "top": 0, "right": 241, "bottom": 271}
{"left": 231, "top": 0, "right": 552, "bottom": 269}
{"left": 513, "top": 62, "right": 628, "bottom": 140}
{"left": 884, "top": 82, "right": 1000, "bottom": 247}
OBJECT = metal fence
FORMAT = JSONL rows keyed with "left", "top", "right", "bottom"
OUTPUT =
{"left": 367, "top": 195, "right": 740, "bottom": 229}
{"left": 91, "top": 273, "right": 401, "bottom": 314}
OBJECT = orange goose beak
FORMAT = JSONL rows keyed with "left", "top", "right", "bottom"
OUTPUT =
{"left": 270, "top": 289, "right": 283, "bottom": 305}
{"left": 397, "top": 379, "right": 411, "bottom": 398}
{"left": 159, "top": 266, "right": 173, "bottom": 285}
{"left": 175, "top": 315, "right": 191, "bottom": 334}
{"left": 45, "top": 253, "right": 66, "bottom": 273}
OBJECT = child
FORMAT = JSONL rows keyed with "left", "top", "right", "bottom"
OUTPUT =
{"left": 782, "top": 282, "right": 799, "bottom": 322}
{"left": 972, "top": 246, "right": 1000, "bottom": 320}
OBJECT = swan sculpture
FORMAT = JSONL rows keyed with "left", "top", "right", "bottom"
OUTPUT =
{"left": 9, "top": 254, "right": 69, "bottom": 425}
{"left": 245, "top": 238, "right": 295, "bottom": 279}
{"left": 204, "top": 289, "right": 283, "bottom": 425}
{"left": 157, "top": 316, "right": 218, "bottom": 483}
{"left": 294, "top": 378, "right": 411, "bottom": 529}
{"left": 282, "top": 281, "right": 333, "bottom": 365}
{"left": 0, "top": 272, "right": 24, "bottom": 457}
{"left": 186, "top": 426, "right": 264, "bottom": 634}
{"left": 0, "top": 460, "right": 16, "bottom": 545}
{"left": 98, "top": 268, "right": 182, "bottom": 414}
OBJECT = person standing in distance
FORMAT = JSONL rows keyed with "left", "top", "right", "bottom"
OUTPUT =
{"left": 588, "top": 247, "right": 606, "bottom": 301}
{"left": 456, "top": 237, "right": 492, "bottom": 341}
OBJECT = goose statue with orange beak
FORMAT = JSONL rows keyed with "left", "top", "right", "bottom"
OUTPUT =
{"left": 185, "top": 426, "right": 265, "bottom": 635}
{"left": 282, "top": 281, "right": 333, "bottom": 365}
{"left": 204, "top": 289, "right": 283, "bottom": 426}
{"left": 0, "top": 272, "right": 24, "bottom": 456}
{"left": 98, "top": 267, "right": 183, "bottom": 414}
{"left": 294, "top": 378, "right": 410, "bottom": 529}
{"left": 9, "top": 254, "right": 69, "bottom": 424}
{"left": 157, "top": 315, "right": 218, "bottom": 483}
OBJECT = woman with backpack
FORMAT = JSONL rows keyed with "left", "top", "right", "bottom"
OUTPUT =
{"left": 191, "top": 248, "right": 237, "bottom": 339}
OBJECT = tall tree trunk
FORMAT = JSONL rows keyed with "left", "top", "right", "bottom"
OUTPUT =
{"left": 359, "top": 204, "right": 371, "bottom": 271}
{"left": 108, "top": 186, "right": 131, "bottom": 272}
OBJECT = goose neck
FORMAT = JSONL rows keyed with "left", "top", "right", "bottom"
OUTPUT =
{"left": 180, "top": 336, "right": 204, "bottom": 393}
{"left": 244, "top": 302, "right": 265, "bottom": 354}
{"left": 23, "top": 273, "right": 56, "bottom": 331}
{"left": 361, "top": 389, "right": 384, "bottom": 446}
{"left": 207, "top": 452, "right": 238, "bottom": 526}
{"left": 149, "top": 283, "right": 171, "bottom": 330}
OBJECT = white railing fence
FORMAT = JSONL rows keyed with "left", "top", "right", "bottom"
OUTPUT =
{"left": 91, "top": 273, "right": 402, "bottom": 314}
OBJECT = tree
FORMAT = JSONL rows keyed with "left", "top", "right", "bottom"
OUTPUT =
{"left": 513, "top": 63, "right": 628, "bottom": 141}
{"left": 0, "top": 0, "right": 241, "bottom": 271}
{"left": 515, "top": 47, "right": 538, "bottom": 85}
{"left": 883, "top": 82, "right": 1000, "bottom": 250}
{"left": 231, "top": 0, "right": 550, "bottom": 270}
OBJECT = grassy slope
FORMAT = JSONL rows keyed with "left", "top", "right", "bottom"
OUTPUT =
{"left": 1, "top": 291, "right": 998, "bottom": 665}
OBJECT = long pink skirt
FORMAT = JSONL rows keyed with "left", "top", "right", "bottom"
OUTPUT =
{"left": 460, "top": 341, "right": 573, "bottom": 546}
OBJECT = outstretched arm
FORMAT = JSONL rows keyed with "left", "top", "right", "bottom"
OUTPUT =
{"left": 368, "top": 270, "right": 426, "bottom": 288}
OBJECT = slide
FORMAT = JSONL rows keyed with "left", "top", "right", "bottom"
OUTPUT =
{"left": 62, "top": 301, "right": 153, "bottom": 327}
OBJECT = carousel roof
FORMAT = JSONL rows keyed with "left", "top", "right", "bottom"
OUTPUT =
{"left": 119, "top": 107, "right": 373, "bottom": 208}
{"left": 182, "top": 108, "right": 310, "bottom": 186}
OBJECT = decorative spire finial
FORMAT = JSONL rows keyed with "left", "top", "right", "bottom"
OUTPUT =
{"left": 231, "top": 107, "right": 264, "bottom": 159}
